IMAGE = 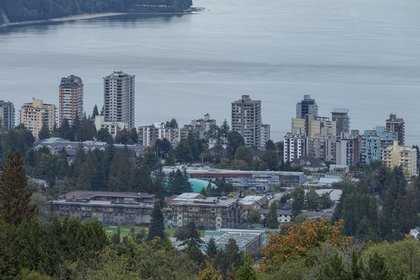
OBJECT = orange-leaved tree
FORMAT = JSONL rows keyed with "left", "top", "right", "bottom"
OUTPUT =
{"left": 259, "top": 217, "right": 351, "bottom": 272}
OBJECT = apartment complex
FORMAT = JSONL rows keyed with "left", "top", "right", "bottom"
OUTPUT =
{"left": 362, "top": 126, "right": 397, "bottom": 164}
{"left": 48, "top": 191, "right": 157, "bottom": 226}
{"left": 386, "top": 113, "right": 405, "bottom": 145}
{"left": 231, "top": 95, "right": 262, "bottom": 148}
{"left": 168, "top": 194, "right": 243, "bottom": 230}
{"left": 59, "top": 75, "right": 83, "bottom": 126}
{"left": 331, "top": 108, "right": 350, "bottom": 135}
{"left": 336, "top": 132, "right": 360, "bottom": 166}
{"left": 284, "top": 129, "right": 308, "bottom": 162}
{"left": 138, "top": 122, "right": 181, "bottom": 147}
{"left": 310, "top": 129, "right": 336, "bottom": 162}
{"left": 0, "top": 100, "right": 14, "bottom": 129}
{"left": 296, "top": 95, "right": 318, "bottom": 119}
{"left": 103, "top": 70, "right": 135, "bottom": 130}
{"left": 180, "top": 113, "right": 216, "bottom": 139}
{"left": 291, "top": 113, "right": 336, "bottom": 143}
{"left": 382, "top": 140, "right": 417, "bottom": 176}
{"left": 20, "top": 98, "right": 56, "bottom": 138}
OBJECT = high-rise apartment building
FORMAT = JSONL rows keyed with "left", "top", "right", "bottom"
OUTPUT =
{"left": 336, "top": 132, "right": 360, "bottom": 166}
{"left": 261, "top": 124, "right": 271, "bottom": 147}
{"left": 231, "top": 95, "right": 262, "bottom": 148}
{"left": 382, "top": 140, "right": 417, "bottom": 176}
{"left": 362, "top": 126, "right": 397, "bottom": 164}
{"left": 20, "top": 98, "right": 56, "bottom": 138}
{"left": 310, "top": 128, "right": 336, "bottom": 162}
{"left": 386, "top": 113, "right": 404, "bottom": 145}
{"left": 59, "top": 75, "right": 83, "bottom": 126}
{"left": 291, "top": 113, "right": 336, "bottom": 143}
{"left": 103, "top": 70, "right": 135, "bottom": 130}
{"left": 331, "top": 108, "right": 350, "bottom": 135}
{"left": 0, "top": 100, "right": 14, "bottom": 129}
{"left": 284, "top": 129, "right": 308, "bottom": 162}
{"left": 296, "top": 95, "right": 318, "bottom": 119}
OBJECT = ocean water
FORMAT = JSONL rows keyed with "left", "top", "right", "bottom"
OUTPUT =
{"left": 0, "top": 0, "right": 419, "bottom": 144}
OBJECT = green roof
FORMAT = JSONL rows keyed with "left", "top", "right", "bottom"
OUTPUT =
{"left": 189, "top": 178, "right": 217, "bottom": 193}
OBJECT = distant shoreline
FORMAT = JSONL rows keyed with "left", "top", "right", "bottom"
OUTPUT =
{"left": 0, "top": 9, "right": 201, "bottom": 28}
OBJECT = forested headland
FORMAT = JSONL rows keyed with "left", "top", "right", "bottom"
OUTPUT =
{"left": 0, "top": 0, "right": 193, "bottom": 25}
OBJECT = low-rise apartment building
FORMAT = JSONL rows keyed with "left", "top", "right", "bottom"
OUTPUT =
{"left": 168, "top": 195, "right": 243, "bottom": 230}
{"left": 47, "top": 191, "right": 157, "bottom": 225}
{"left": 139, "top": 122, "right": 181, "bottom": 147}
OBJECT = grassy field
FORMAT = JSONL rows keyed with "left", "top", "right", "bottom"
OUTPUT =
{"left": 104, "top": 226, "right": 204, "bottom": 238}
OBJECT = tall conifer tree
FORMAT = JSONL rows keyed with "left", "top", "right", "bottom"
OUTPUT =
{"left": 147, "top": 201, "right": 165, "bottom": 241}
{"left": 0, "top": 151, "right": 38, "bottom": 226}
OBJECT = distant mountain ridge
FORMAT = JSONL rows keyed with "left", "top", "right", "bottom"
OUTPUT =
{"left": 0, "top": 0, "right": 192, "bottom": 24}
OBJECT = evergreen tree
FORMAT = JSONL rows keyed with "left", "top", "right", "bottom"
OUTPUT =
{"left": 200, "top": 187, "right": 208, "bottom": 197}
{"left": 92, "top": 105, "right": 99, "bottom": 119}
{"left": 59, "top": 118, "right": 71, "bottom": 139}
{"left": 236, "top": 257, "right": 257, "bottom": 280}
{"left": 364, "top": 252, "right": 393, "bottom": 280}
{"left": 266, "top": 202, "right": 279, "bottom": 229}
{"left": 95, "top": 127, "right": 113, "bottom": 143}
{"left": 220, "top": 119, "right": 230, "bottom": 139}
{"left": 147, "top": 201, "right": 165, "bottom": 241}
{"left": 0, "top": 151, "right": 38, "bottom": 226}
{"left": 265, "top": 139, "right": 276, "bottom": 151}
{"left": 181, "top": 220, "right": 204, "bottom": 251}
{"left": 38, "top": 121, "right": 50, "bottom": 140}
{"left": 205, "top": 237, "right": 218, "bottom": 259}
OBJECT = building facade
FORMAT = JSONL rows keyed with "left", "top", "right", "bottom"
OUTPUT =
{"left": 309, "top": 129, "right": 336, "bottom": 162}
{"left": 382, "top": 140, "right": 417, "bottom": 176}
{"left": 362, "top": 126, "right": 397, "bottom": 164}
{"left": 336, "top": 133, "right": 360, "bottom": 166}
{"left": 180, "top": 113, "right": 216, "bottom": 139}
{"left": 168, "top": 195, "right": 243, "bottom": 230}
{"left": 95, "top": 115, "right": 126, "bottom": 138}
{"left": 331, "top": 108, "right": 350, "bottom": 135}
{"left": 386, "top": 113, "right": 405, "bottom": 145}
{"left": 260, "top": 124, "right": 271, "bottom": 147}
{"left": 231, "top": 95, "right": 262, "bottom": 148}
{"left": 296, "top": 95, "right": 318, "bottom": 119}
{"left": 48, "top": 191, "right": 157, "bottom": 225}
{"left": 20, "top": 98, "right": 56, "bottom": 138}
{"left": 284, "top": 129, "right": 308, "bottom": 162}
{"left": 0, "top": 100, "right": 14, "bottom": 129}
{"left": 139, "top": 122, "right": 181, "bottom": 147}
{"left": 59, "top": 75, "right": 83, "bottom": 126}
{"left": 103, "top": 70, "right": 135, "bottom": 129}
{"left": 291, "top": 113, "right": 336, "bottom": 143}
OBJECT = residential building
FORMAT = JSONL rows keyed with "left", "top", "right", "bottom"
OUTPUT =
{"left": 239, "top": 196, "right": 269, "bottom": 220}
{"left": 163, "top": 166, "right": 306, "bottom": 190}
{"left": 180, "top": 113, "right": 216, "bottom": 139}
{"left": 284, "top": 129, "right": 308, "bottom": 162}
{"left": 331, "top": 108, "right": 350, "bottom": 135}
{"left": 291, "top": 155, "right": 325, "bottom": 172}
{"left": 382, "top": 140, "right": 417, "bottom": 176}
{"left": 231, "top": 95, "right": 262, "bottom": 148}
{"left": 0, "top": 100, "right": 14, "bottom": 129}
{"left": 309, "top": 128, "right": 336, "bottom": 162}
{"left": 94, "top": 115, "right": 126, "bottom": 138}
{"left": 260, "top": 124, "right": 271, "bottom": 147}
{"left": 362, "top": 126, "right": 397, "bottom": 164}
{"left": 47, "top": 191, "right": 157, "bottom": 225}
{"left": 103, "top": 70, "right": 135, "bottom": 130}
{"left": 138, "top": 122, "right": 181, "bottom": 147}
{"left": 205, "top": 229, "right": 266, "bottom": 255}
{"left": 20, "top": 98, "right": 56, "bottom": 138}
{"left": 33, "top": 137, "right": 144, "bottom": 158}
{"left": 336, "top": 132, "right": 359, "bottom": 166}
{"left": 291, "top": 113, "right": 336, "bottom": 143}
{"left": 386, "top": 113, "right": 405, "bottom": 145}
{"left": 168, "top": 195, "right": 243, "bottom": 230}
{"left": 296, "top": 95, "right": 318, "bottom": 119}
{"left": 59, "top": 75, "right": 83, "bottom": 126}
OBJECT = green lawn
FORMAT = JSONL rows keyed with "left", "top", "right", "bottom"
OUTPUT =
{"left": 104, "top": 226, "right": 204, "bottom": 238}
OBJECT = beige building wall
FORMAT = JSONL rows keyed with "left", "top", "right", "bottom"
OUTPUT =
{"left": 291, "top": 113, "right": 336, "bottom": 143}
{"left": 382, "top": 140, "right": 417, "bottom": 176}
{"left": 20, "top": 98, "right": 56, "bottom": 138}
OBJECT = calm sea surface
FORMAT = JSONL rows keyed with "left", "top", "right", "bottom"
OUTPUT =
{"left": 0, "top": 0, "right": 420, "bottom": 144}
